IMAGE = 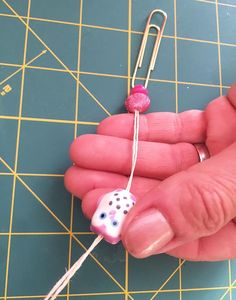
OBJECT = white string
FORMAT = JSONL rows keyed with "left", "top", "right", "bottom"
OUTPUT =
{"left": 44, "top": 235, "right": 103, "bottom": 300}
{"left": 126, "top": 110, "right": 140, "bottom": 192}
{"left": 45, "top": 110, "right": 140, "bottom": 300}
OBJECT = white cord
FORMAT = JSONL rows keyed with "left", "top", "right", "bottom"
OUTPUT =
{"left": 44, "top": 235, "right": 103, "bottom": 300}
{"left": 45, "top": 110, "right": 140, "bottom": 300}
{"left": 126, "top": 110, "right": 140, "bottom": 192}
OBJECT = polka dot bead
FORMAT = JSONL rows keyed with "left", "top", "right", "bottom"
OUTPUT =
{"left": 91, "top": 189, "right": 136, "bottom": 244}
{"left": 125, "top": 84, "right": 151, "bottom": 113}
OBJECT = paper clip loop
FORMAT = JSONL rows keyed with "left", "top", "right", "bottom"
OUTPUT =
{"left": 131, "top": 9, "right": 167, "bottom": 89}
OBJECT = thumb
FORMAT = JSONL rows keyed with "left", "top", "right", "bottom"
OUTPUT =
{"left": 122, "top": 143, "right": 236, "bottom": 258}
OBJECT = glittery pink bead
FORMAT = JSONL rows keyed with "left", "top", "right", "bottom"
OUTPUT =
{"left": 130, "top": 84, "right": 149, "bottom": 95}
{"left": 125, "top": 92, "right": 151, "bottom": 113}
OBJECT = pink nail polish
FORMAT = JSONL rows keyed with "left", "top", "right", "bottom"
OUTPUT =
{"left": 125, "top": 209, "right": 174, "bottom": 258}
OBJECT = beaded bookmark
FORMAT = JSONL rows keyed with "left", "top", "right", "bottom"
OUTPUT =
{"left": 45, "top": 9, "right": 167, "bottom": 300}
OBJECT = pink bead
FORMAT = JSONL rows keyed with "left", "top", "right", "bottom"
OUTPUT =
{"left": 125, "top": 93, "right": 151, "bottom": 113}
{"left": 130, "top": 84, "right": 149, "bottom": 96}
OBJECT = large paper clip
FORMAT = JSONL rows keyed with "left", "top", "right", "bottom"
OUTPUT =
{"left": 131, "top": 9, "right": 167, "bottom": 88}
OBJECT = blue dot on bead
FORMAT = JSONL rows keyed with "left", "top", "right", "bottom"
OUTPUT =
{"left": 100, "top": 212, "right": 107, "bottom": 219}
{"left": 112, "top": 220, "right": 118, "bottom": 227}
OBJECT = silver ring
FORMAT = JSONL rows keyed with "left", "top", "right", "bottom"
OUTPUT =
{"left": 194, "top": 144, "right": 210, "bottom": 162}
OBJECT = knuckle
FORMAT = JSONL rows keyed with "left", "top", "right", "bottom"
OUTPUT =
{"left": 182, "top": 174, "right": 231, "bottom": 234}
{"left": 97, "top": 118, "right": 109, "bottom": 134}
{"left": 173, "top": 114, "right": 183, "bottom": 141}
{"left": 171, "top": 145, "right": 184, "bottom": 173}
{"left": 143, "top": 115, "right": 150, "bottom": 141}
{"left": 171, "top": 143, "right": 189, "bottom": 173}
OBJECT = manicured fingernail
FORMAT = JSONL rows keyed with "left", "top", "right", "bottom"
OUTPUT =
{"left": 124, "top": 209, "right": 174, "bottom": 258}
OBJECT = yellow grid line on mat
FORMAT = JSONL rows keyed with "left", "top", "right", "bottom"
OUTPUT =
{"left": 138, "top": 286, "right": 236, "bottom": 293}
{"left": 215, "top": 0, "right": 223, "bottom": 96}
{"left": 66, "top": 0, "right": 84, "bottom": 299}
{"left": 0, "top": 61, "right": 231, "bottom": 90}
{"left": 0, "top": 115, "right": 99, "bottom": 126}
{"left": 0, "top": 291, "right": 126, "bottom": 299}
{"left": 228, "top": 260, "right": 232, "bottom": 299}
{"left": 69, "top": 235, "right": 135, "bottom": 300}
{"left": 0, "top": 232, "right": 69, "bottom": 236}
{"left": 2, "top": 11, "right": 236, "bottom": 48}
{"left": 215, "top": 1, "right": 232, "bottom": 299}
{"left": 1, "top": 287, "right": 236, "bottom": 300}
{"left": 0, "top": 285, "right": 235, "bottom": 299}
{"left": 149, "top": 260, "right": 186, "bottom": 300}
{"left": 174, "top": 0, "right": 179, "bottom": 114}
{"left": 0, "top": 173, "right": 12, "bottom": 176}
{"left": 0, "top": 232, "right": 95, "bottom": 236}
{"left": 219, "top": 279, "right": 236, "bottom": 300}
{"left": 18, "top": 173, "right": 65, "bottom": 177}
{"left": 0, "top": 287, "right": 236, "bottom": 299}
{"left": 3, "top": 1, "right": 31, "bottom": 299}
{"left": 179, "top": 259, "right": 183, "bottom": 300}
{"left": 132, "top": 286, "right": 236, "bottom": 293}
{"left": 173, "top": 2, "right": 183, "bottom": 299}
{"left": 66, "top": 198, "right": 74, "bottom": 300}
{"left": 0, "top": 172, "right": 64, "bottom": 177}
{"left": 125, "top": 1, "right": 132, "bottom": 300}
{"left": 0, "top": 50, "right": 46, "bottom": 86}
{"left": 197, "top": 0, "right": 236, "bottom": 9}
{"left": 0, "top": 155, "right": 135, "bottom": 300}
{"left": 1, "top": 0, "right": 111, "bottom": 117}
{"left": 74, "top": 0, "right": 83, "bottom": 139}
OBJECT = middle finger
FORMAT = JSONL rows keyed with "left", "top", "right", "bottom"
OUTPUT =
{"left": 70, "top": 134, "right": 199, "bottom": 179}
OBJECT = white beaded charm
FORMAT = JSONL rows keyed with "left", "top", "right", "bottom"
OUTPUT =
{"left": 91, "top": 189, "right": 136, "bottom": 244}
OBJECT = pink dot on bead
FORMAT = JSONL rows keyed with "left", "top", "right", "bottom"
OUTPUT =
{"left": 130, "top": 84, "right": 149, "bottom": 95}
{"left": 125, "top": 92, "right": 150, "bottom": 113}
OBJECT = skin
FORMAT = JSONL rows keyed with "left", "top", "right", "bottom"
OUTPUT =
{"left": 65, "top": 83, "right": 236, "bottom": 261}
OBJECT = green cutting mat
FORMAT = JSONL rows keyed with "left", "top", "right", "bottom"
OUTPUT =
{"left": 0, "top": 0, "right": 236, "bottom": 299}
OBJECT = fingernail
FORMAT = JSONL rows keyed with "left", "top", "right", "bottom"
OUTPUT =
{"left": 125, "top": 209, "right": 174, "bottom": 258}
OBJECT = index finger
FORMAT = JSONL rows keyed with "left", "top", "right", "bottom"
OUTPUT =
{"left": 97, "top": 110, "right": 206, "bottom": 144}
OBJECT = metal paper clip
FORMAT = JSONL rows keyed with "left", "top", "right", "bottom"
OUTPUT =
{"left": 131, "top": 9, "right": 167, "bottom": 88}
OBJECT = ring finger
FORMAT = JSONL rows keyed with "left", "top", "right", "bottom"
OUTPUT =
{"left": 64, "top": 166, "right": 159, "bottom": 199}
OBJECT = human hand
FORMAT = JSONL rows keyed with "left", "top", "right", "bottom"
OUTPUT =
{"left": 65, "top": 84, "right": 236, "bottom": 261}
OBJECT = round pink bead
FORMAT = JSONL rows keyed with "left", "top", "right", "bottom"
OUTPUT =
{"left": 130, "top": 84, "right": 149, "bottom": 95}
{"left": 125, "top": 92, "right": 151, "bottom": 113}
